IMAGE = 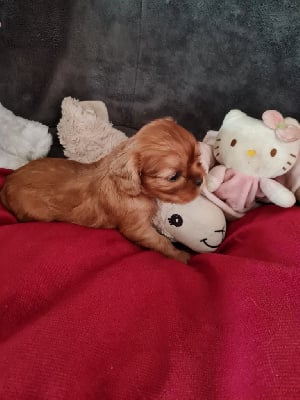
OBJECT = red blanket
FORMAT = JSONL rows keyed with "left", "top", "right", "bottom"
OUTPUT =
{"left": 0, "top": 168, "right": 299, "bottom": 399}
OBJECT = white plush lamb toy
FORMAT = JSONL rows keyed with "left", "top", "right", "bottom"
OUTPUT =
{"left": 0, "top": 102, "right": 52, "bottom": 169}
{"left": 57, "top": 97, "right": 227, "bottom": 253}
{"left": 203, "top": 109, "right": 300, "bottom": 219}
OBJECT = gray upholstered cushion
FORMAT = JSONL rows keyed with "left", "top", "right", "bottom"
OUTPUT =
{"left": 0, "top": 0, "right": 299, "bottom": 140}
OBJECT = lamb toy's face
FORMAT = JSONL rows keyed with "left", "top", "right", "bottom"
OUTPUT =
{"left": 214, "top": 110, "right": 299, "bottom": 178}
{"left": 153, "top": 196, "right": 227, "bottom": 253}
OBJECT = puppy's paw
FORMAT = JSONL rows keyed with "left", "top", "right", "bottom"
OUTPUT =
{"left": 174, "top": 250, "right": 191, "bottom": 264}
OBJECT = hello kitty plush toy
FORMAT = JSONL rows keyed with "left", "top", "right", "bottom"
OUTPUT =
{"left": 203, "top": 109, "right": 300, "bottom": 219}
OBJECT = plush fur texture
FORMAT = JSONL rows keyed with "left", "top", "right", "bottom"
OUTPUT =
{"left": 57, "top": 97, "right": 127, "bottom": 162}
{"left": 0, "top": 118, "right": 205, "bottom": 263}
{"left": 0, "top": 102, "right": 52, "bottom": 169}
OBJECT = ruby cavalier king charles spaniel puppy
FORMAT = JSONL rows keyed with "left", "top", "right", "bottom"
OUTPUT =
{"left": 1, "top": 118, "right": 205, "bottom": 263}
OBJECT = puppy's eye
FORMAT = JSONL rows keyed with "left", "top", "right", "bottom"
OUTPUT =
{"left": 231, "top": 139, "right": 237, "bottom": 147}
{"left": 270, "top": 148, "right": 277, "bottom": 157}
{"left": 168, "top": 172, "right": 181, "bottom": 182}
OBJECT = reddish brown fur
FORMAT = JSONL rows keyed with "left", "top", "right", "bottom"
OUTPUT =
{"left": 0, "top": 118, "right": 205, "bottom": 263}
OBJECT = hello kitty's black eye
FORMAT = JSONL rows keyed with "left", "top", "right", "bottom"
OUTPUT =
{"left": 270, "top": 148, "right": 277, "bottom": 157}
{"left": 231, "top": 139, "right": 237, "bottom": 147}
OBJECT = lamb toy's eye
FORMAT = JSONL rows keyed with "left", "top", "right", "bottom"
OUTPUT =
{"left": 270, "top": 148, "right": 277, "bottom": 157}
{"left": 231, "top": 139, "right": 237, "bottom": 147}
{"left": 168, "top": 214, "right": 183, "bottom": 227}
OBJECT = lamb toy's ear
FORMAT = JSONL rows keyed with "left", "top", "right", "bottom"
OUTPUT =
{"left": 203, "top": 130, "right": 218, "bottom": 146}
{"left": 199, "top": 142, "right": 215, "bottom": 173}
{"left": 201, "top": 131, "right": 220, "bottom": 173}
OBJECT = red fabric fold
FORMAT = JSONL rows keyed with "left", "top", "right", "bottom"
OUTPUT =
{"left": 0, "top": 168, "right": 299, "bottom": 399}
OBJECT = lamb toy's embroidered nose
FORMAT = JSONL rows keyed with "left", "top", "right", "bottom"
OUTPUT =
{"left": 247, "top": 149, "right": 256, "bottom": 157}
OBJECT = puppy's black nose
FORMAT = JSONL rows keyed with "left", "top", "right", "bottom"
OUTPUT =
{"left": 195, "top": 178, "right": 202, "bottom": 186}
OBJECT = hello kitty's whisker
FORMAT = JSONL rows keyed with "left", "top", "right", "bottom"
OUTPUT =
{"left": 215, "top": 153, "right": 220, "bottom": 157}
{"left": 214, "top": 146, "right": 219, "bottom": 149}
{"left": 216, "top": 138, "right": 221, "bottom": 141}
{"left": 290, "top": 153, "right": 297, "bottom": 158}
{"left": 282, "top": 167, "right": 287, "bottom": 171}
{"left": 287, "top": 161, "right": 292, "bottom": 165}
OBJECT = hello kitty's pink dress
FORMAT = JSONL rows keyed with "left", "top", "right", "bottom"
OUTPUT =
{"left": 202, "top": 162, "right": 299, "bottom": 220}
{"left": 211, "top": 167, "right": 265, "bottom": 211}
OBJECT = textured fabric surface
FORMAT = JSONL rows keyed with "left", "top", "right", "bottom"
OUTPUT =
{"left": 0, "top": 0, "right": 300, "bottom": 137}
{"left": 0, "top": 168, "right": 299, "bottom": 399}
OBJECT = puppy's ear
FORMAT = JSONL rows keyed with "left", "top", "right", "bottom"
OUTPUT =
{"left": 109, "top": 149, "right": 141, "bottom": 196}
{"left": 163, "top": 116, "right": 176, "bottom": 122}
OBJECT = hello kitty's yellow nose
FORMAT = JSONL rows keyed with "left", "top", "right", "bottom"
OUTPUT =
{"left": 247, "top": 149, "right": 256, "bottom": 157}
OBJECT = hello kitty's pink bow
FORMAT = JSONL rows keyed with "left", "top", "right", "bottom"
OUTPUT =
{"left": 262, "top": 110, "right": 300, "bottom": 142}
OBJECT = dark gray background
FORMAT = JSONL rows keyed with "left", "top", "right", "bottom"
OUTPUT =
{"left": 0, "top": 0, "right": 299, "bottom": 142}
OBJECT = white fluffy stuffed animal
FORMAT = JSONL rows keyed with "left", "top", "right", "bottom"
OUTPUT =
{"left": 0, "top": 102, "right": 52, "bottom": 169}
{"left": 203, "top": 109, "right": 300, "bottom": 218}
{"left": 57, "top": 97, "right": 227, "bottom": 253}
